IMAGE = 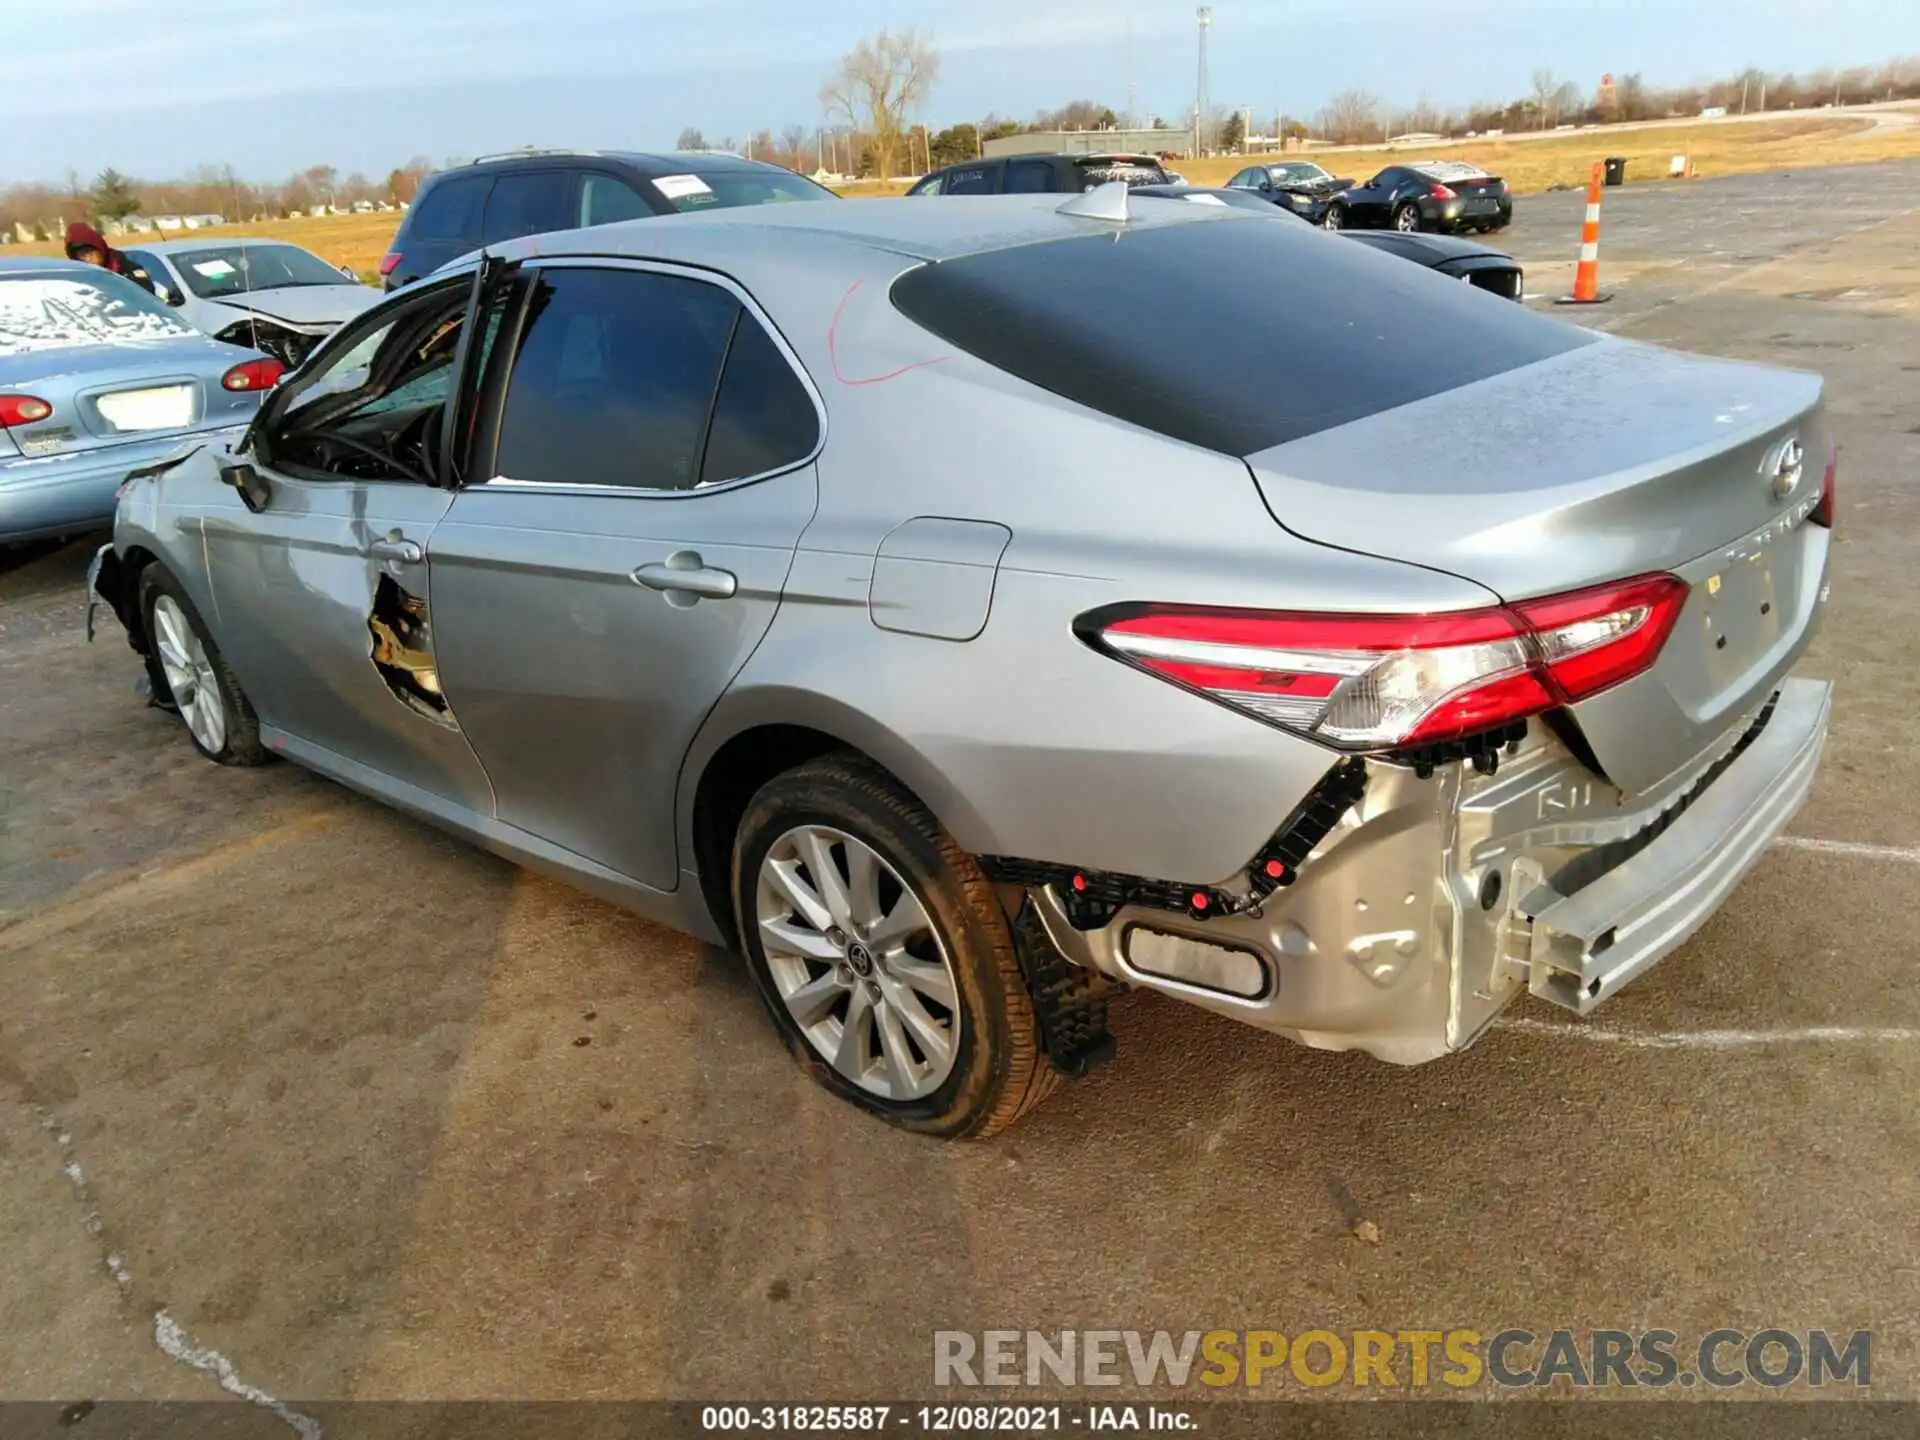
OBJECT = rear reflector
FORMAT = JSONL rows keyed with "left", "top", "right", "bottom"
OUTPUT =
{"left": 378, "top": 251, "right": 403, "bottom": 277}
{"left": 221, "top": 358, "right": 286, "bottom": 392}
{"left": 1087, "top": 574, "right": 1690, "bottom": 752}
{"left": 0, "top": 394, "right": 53, "bottom": 427}
{"left": 1810, "top": 442, "right": 1837, "bottom": 528}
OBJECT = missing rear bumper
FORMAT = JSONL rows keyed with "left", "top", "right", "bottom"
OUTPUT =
{"left": 1515, "top": 679, "right": 1830, "bottom": 1013}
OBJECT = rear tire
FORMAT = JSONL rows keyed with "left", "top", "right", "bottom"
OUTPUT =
{"left": 139, "top": 566, "right": 269, "bottom": 766}
{"left": 733, "top": 754, "right": 1059, "bottom": 1139}
{"left": 1392, "top": 202, "right": 1422, "bottom": 232}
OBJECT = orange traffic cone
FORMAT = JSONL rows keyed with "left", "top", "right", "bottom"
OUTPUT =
{"left": 1556, "top": 162, "right": 1612, "bottom": 306}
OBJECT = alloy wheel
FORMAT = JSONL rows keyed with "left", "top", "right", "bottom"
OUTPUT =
{"left": 1395, "top": 206, "right": 1420, "bottom": 231}
{"left": 151, "top": 594, "right": 226, "bottom": 754}
{"left": 756, "top": 825, "right": 962, "bottom": 1101}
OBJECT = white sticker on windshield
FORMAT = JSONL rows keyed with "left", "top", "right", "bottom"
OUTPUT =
{"left": 653, "top": 174, "right": 714, "bottom": 201}
{"left": 191, "top": 258, "right": 237, "bottom": 278}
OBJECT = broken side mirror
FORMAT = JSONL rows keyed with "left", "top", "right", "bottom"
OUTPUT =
{"left": 220, "top": 461, "right": 272, "bottom": 514}
{"left": 160, "top": 285, "right": 185, "bottom": 306}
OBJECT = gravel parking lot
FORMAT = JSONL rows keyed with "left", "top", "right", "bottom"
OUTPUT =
{"left": 4, "top": 161, "right": 1919, "bottom": 1423}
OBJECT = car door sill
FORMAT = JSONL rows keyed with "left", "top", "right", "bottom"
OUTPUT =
{"left": 262, "top": 724, "right": 695, "bottom": 931}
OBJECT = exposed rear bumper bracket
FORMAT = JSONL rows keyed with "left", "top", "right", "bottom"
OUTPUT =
{"left": 1518, "top": 678, "right": 1831, "bottom": 1014}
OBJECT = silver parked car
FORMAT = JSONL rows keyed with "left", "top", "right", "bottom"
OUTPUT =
{"left": 2, "top": 257, "right": 277, "bottom": 545}
{"left": 89, "top": 190, "right": 1834, "bottom": 1137}
{"left": 118, "top": 239, "right": 382, "bottom": 370}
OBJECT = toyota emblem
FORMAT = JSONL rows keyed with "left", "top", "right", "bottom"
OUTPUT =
{"left": 1769, "top": 438, "right": 1804, "bottom": 500}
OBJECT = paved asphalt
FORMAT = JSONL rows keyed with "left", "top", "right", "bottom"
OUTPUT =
{"left": 2, "top": 162, "right": 1918, "bottom": 1424}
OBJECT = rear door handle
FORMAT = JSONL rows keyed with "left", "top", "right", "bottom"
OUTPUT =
{"left": 370, "top": 534, "right": 424, "bottom": 564}
{"left": 632, "top": 551, "right": 737, "bottom": 601}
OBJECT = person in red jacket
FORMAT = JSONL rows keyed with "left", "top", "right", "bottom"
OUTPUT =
{"left": 64, "top": 221, "right": 155, "bottom": 294}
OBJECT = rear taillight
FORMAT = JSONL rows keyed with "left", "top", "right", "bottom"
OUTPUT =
{"left": 1087, "top": 574, "right": 1690, "bottom": 753}
{"left": 1810, "top": 442, "right": 1837, "bottom": 528}
{"left": 378, "top": 251, "right": 403, "bottom": 278}
{"left": 221, "top": 358, "right": 285, "bottom": 392}
{"left": 0, "top": 394, "right": 53, "bottom": 427}
{"left": 1430, "top": 183, "right": 1457, "bottom": 201}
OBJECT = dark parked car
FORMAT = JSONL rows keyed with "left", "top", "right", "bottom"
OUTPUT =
{"left": 906, "top": 153, "right": 1172, "bottom": 197}
{"left": 1221, "top": 160, "right": 1354, "bottom": 224}
{"left": 1325, "top": 162, "right": 1512, "bottom": 234}
{"left": 1131, "top": 186, "right": 1524, "bottom": 299}
{"left": 381, "top": 149, "right": 838, "bottom": 289}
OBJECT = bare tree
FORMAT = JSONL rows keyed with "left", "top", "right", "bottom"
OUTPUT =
{"left": 821, "top": 29, "right": 939, "bottom": 182}
{"left": 1530, "top": 68, "right": 1559, "bottom": 128}
{"left": 676, "top": 126, "right": 707, "bottom": 151}
{"left": 1615, "top": 72, "right": 1649, "bottom": 120}
{"left": 1552, "top": 80, "right": 1584, "bottom": 125}
{"left": 1317, "top": 88, "right": 1380, "bottom": 145}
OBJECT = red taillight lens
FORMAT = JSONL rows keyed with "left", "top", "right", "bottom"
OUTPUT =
{"left": 1090, "top": 573, "right": 1690, "bottom": 753}
{"left": 1430, "top": 183, "right": 1457, "bottom": 201}
{"left": 221, "top": 358, "right": 285, "bottom": 392}
{"left": 378, "top": 251, "right": 403, "bottom": 277}
{"left": 1810, "top": 442, "right": 1837, "bottom": 528}
{"left": 0, "top": 394, "right": 53, "bottom": 427}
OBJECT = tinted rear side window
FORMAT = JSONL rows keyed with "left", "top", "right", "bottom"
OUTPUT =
{"left": 890, "top": 218, "right": 1594, "bottom": 454}
{"left": 1004, "top": 162, "right": 1055, "bottom": 194}
{"left": 494, "top": 267, "right": 738, "bottom": 490}
{"left": 700, "top": 318, "right": 819, "bottom": 485}
{"left": 943, "top": 167, "right": 995, "bottom": 196}
{"left": 484, "top": 171, "right": 578, "bottom": 244}
{"left": 407, "top": 175, "right": 490, "bottom": 242}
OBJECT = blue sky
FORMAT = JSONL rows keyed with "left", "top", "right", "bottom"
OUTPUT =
{"left": 2, "top": 0, "right": 1911, "bottom": 182}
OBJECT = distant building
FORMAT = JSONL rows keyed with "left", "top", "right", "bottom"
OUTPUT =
{"left": 182, "top": 213, "right": 226, "bottom": 229}
{"left": 1596, "top": 72, "right": 1617, "bottom": 110}
{"left": 983, "top": 127, "right": 1197, "bottom": 160}
{"left": 153, "top": 215, "right": 185, "bottom": 231}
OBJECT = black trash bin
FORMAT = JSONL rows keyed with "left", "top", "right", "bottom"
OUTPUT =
{"left": 1604, "top": 156, "right": 1627, "bottom": 186}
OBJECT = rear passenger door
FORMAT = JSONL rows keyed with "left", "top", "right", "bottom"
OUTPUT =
{"left": 426, "top": 261, "right": 823, "bottom": 891}
{"left": 482, "top": 170, "right": 580, "bottom": 245}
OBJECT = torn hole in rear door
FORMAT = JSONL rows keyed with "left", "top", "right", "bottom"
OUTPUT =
{"left": 368, "top": 573, "right": 457, "bottom": 727}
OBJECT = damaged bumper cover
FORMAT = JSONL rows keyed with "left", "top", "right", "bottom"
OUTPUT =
{"left": 1518, "top": 678, "right": 1829, "bottom": 1014}
{"left": 1017, "top": 677, "right": 1831, "bottom": 1065}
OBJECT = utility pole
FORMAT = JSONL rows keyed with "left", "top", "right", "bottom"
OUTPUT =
{"left": 1194, "top": 6, "right": 1212, "bottom": 158}
{"left": 1740, "top": 76, "right": 1748, "bottom": 114}
{"left": 1126, "top": 12, "right": 1137, "bottom": 130}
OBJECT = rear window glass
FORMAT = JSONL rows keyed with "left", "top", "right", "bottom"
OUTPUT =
{"left": 407, "top": 175, "right": 490, "bottom": 242}
{"left": 1075, "top": 159, "right": 1168, "bottom": 186}
{"left": 890, "top": 218, "right": 1593, "bottom": 454}
{"left": 0, "top": 273, "right": 190, "bottom": 354}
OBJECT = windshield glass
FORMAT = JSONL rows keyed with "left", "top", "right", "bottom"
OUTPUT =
{"left": 1270, "top": 163, "right": 1332, "bottom": 183}
{"left": 0, "top": 272, "right": 192, "bottom": 355}
{"left": 173, "top": 244, "right": 353, "bottom": 299}
{"left": 651, "top": 170, "right": 836, "bottom": 212}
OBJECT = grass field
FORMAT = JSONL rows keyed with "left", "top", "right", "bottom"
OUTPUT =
{"left": 8, "top": 115, "right": 1917, "bottom": 278}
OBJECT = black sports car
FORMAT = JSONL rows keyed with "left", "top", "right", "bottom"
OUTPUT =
{"left": 1221, "top": 160, "right": 1353, "bottom": 224}
{"left": 1130, "top": 185, "right": 1525, "bottom": 299}
{"left": 1322, "top": 161, "right": 1513, "bottom": 235}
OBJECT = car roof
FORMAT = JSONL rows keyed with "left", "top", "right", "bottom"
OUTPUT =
{"left": 0, "top": 255, "right": 93, "bottom": 275}
{"left": 491, "top": 190, "right": 1236, "bottom": 266}
{"left": 126, "top": 237, "right": 317, "bottom": 255}
{"left": 446, "top": 149, "right": 799, "bottom": 177}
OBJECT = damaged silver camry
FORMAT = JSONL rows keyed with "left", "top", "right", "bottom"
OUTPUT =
{"left": 88, "top": 189, "right": 1833, "bottom": 1137}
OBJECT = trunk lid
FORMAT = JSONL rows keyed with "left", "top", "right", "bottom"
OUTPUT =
{"left": 0, "top": 336, "right": 264, "bottom": 461}
{"left": 1245, "top": 337, "right": 1830, "bottom": 794}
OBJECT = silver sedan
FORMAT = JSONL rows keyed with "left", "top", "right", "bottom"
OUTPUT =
{"left": 89, "top": 190, "right": 1834, "bottom": 1137}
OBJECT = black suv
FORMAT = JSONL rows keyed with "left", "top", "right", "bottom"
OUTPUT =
{"left": 906, "top": 153, "right": 1172, "bottom": 197}
{"left": 381, "top": 150, "right": 837, "bottom": 289}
